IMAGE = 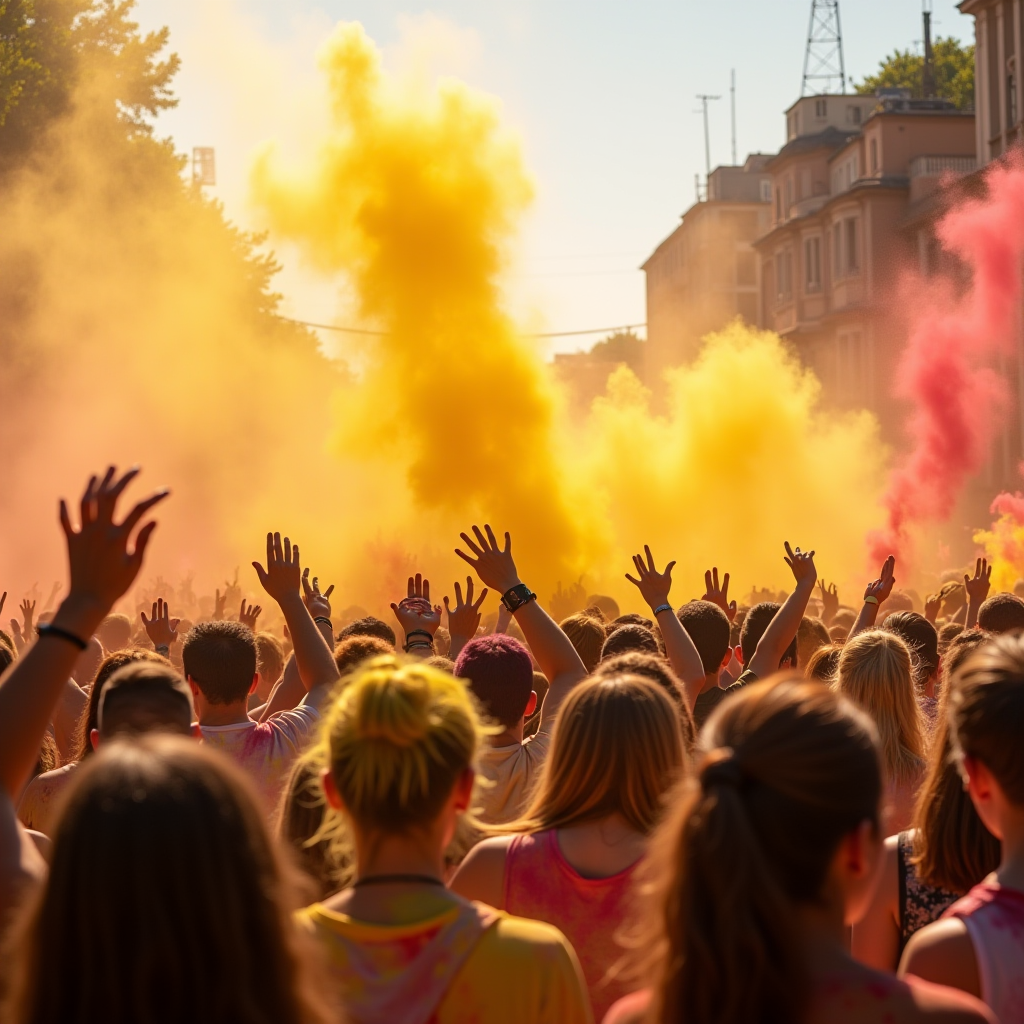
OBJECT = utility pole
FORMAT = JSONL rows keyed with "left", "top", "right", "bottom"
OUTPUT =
{"left": 802, "top": 0, "right": 847, "bottom": 95}
{"left": 731, "top": 70, "right": 737, "bottom": 165}
{"left": 695, "top": 93, "right": 721, "bottom": 198}
{"left": 922, "top": 0, "right": 936, "bottom": 98}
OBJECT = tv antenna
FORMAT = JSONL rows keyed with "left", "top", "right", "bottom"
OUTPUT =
{"left": 802, "top": 0, "right": 846, "bottom": 95}
{"left": 694, "top": 92, "right": 721, "bottom": 196}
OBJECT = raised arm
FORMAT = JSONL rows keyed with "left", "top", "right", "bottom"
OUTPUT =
{"left": 456, "top": 524, "right": 586, "bottom": 727}
{"left": 849, "top": 555, "right": 896, "bottom": 640}
{"left": 445, "top": 577, "right": 488, "bottom": 661}
{"left": 747, "top": 542, "right": 818, "bottom": 679}
{"left": 625, "top": 546, "right": 705, "bottom": 710}
{"left": 0, "top": 466, "right": 168, "bottom": 800}
{"left": 964, "top": 558, "right": 992, "bottom": 630}
{"left": 391, "top": 574, "right": 442, "bottom": 660}
{"left": 253, "top": 533, "right": 339, "bottom": 699}
{"left": 301, "top": 569, "right": 335, "bottom": 650}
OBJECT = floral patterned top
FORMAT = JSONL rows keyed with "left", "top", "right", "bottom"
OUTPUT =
{"left": 898, "top": 830, "right": 961, "bottom": 953}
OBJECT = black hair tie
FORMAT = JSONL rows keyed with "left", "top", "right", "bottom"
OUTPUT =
{"left": 701, "top": 749, "right": 745, "bottom": 790}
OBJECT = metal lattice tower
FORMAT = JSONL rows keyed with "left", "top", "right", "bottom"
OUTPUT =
{"left": 802, "top": 0, "right": 847, "bottom": 95}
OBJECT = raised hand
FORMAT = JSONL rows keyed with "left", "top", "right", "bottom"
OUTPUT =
{"left": 550, "top": 578, "right": 586, "bottom": 622}
{"left": 864, "top": 554, "right": 896, "bottom": 604}
{"left": 9, "top": 619, "right": 24, "bottom": 653}
{"left": 141, "top": 598, "right": 179, "bottom": 649}
{"left": 213, "top": 588, "right": 227, "bottom": 621}
{"left": 252, "top": 533, "right": 302, "bottom": 604}
{"left": 301, "top": 568, "right": 334, "bottom": 620}
{"left": 390, "top": 575, "right": 442, "bottom": 643}
{"left": 625, "top": 545, "right": 675, "bottom": 611}
{"left": 445, "top": 577, "right": 489, "bottom": 642}
{"left": 702, "top": 566, "right": 736, "bottom": 622}
{"left": 58, "top": 466, "right": 169, "bottom": 625}
{"left": 18, "top": 599, "right": 36, "bottom": 638}
{"left": 224, "top": 568, "right": 242, "bottom": 609}
{"left": 784, "top": 542, "right": 818, "bottom": 588}
{"left": 455, "top": 525, "right": 521, "bottom": 594}
{"left": 924, "top": 591, "right": 942, "bottom": 623}
{"left": 964, "top": 557, "right": 992, "bottom": 605}
{"left": 817, "top": 580, "right": 839, "bottom": 624}
{"left": 239, "top": 599, "right": 263, "bottom": 631}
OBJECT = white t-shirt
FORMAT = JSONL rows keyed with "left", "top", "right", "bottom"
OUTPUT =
{"left": 200, "top": 704, "right": 320, "bottom": 812}
{"left": 475, "top": 729, "right": 552, "bottom": 825}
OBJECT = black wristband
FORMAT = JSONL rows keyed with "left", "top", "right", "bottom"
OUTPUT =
{"left": 405, "top": 629, "right": 433, "bottom": 643}
{"left": 155, "top": 644, "right": 171, "bottom": 657}
{"left": 36, "top": 623, "right": 88, "bottom": 651}
{"left": 501, "top": 584, "right": 537, "bottom": 614}
{"left": 314, "top": 616, "right": 333, "bottom": 627}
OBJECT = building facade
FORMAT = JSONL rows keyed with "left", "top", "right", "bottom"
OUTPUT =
{"left": 642, "top": 155, "right": 773, "bottom": 383}
{"left": 755, "top": 93, "right": 976, "bottom": 433}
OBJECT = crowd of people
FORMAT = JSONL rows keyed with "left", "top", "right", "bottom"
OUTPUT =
{"left": 1, "top": 465, "right": 1023, "bottom": 1023}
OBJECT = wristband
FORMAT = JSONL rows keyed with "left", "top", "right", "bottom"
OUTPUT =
{"left": 864, "top": 596, "right": 879, "bottom": 606}
{"left": 405, "top": 629, "right": 434, "bottom": 644}
{"left": 652, "top": 604, "right": 674, "bottom": 617}
{"left": 36, "top": 623, "right": 88, "bottom": 651}
{"left": 155, "top": 644, "right": 171, "bottom": 658}
{"left": 404, "top": 640, "right": 434, "bottom": 653}
{"left": 314, "top": 616, "right": 333, "bottom": 627}
{"left": 501, "top": 584, "right": 537, "bottom": 614}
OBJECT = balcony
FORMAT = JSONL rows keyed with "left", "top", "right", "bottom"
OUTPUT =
{"left": 909, "top": 154, "right": 977, "bottom": 204}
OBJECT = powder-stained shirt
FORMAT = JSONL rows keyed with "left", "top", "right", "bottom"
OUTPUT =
{"left": 298, "top": 893, "right": 592, "bottom": 1024}
{"left": 18, "top": 762, "right": 81, "bottom": 836}
{"left": 475, "top": 729, "right": 552, "bottom": 825}
{"left": 200, "top": 704, "right": 320, "bottom": 811}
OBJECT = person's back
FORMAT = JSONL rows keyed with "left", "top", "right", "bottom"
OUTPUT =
{"left": 453, "top": 674, "right": 685, "bottom": 1020}
{"left": 901, "top": 635, "right": 1024, "bottom": 1023}
{"left": 604, "top": 678, "right": 993, "bottom": 1024}
{"left": 301, "top": 654, "right": 591, "bottom": 1024}
{"left": 1, "top": 735, "right": 329, "bottom": 1024}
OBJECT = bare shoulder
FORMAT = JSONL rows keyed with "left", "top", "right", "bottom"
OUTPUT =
{"left": 449, "top": 835, "right": 513, "bottom": 908}
{"left": 901, "top": 976, "right": 995, "bottom": 1024}
{"left": 900, "top": 918, "right": 981, "bottom": 1000}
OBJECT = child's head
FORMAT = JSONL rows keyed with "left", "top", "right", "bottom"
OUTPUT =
{"left": 319, "top": 655, "right": 490, "bottom": 848}
{"left": 3, "top": 736, "right": 327, "bottom": 1024}
{"left": 559, "top": 613, "right": 606, "bottom": 673}
{"left": 641, "top": 678, "right": 881, "bottom": 1024}
{"left": 677, "top": 600, "right": 731, "bottom": 677}
{"left": 951, "top": 633, "right": 1024, "bottom": 834}
{"left": 181, "top": 621, "right": 257, "bottom": 705}
{"left": 453, "top": 634, "right": 535, "bottom": 730}
{"left": 835, "top": 629, "right": 925, "bottom": 784}
{"left": 515, "top": 674, "right": 685, "bottom": 835}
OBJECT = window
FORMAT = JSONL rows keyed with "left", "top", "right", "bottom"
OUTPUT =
{"left": 805, "top": 237, "right": 822, "bottom": 292}
{"left": 776, "top": 187, "right": 783, "bottom": 221}
{"left": 845, "top": 218, "right": 860, "bottom": 274}
{"left": 833, "top": 222, "right": 842, "bottom": 277}
{"left": 760, "top": 178, "right": 772, "bottom": 202}
{"left": 775, "top": 249, "right": 793, "bottom": 302}
{"left": 870, "top": 138, "right": 879, "bottom": 173}
{"left": 816, "top": 98, "right": 828, "bottom": 117}
{"left": 784, "top": 177, "right": 793, "bottom": 212}
{"left": 736, "top": 251, "right": 757, "bottom": 287}
{"left": 848, "top": 105, "right": 862, "bottom": 125}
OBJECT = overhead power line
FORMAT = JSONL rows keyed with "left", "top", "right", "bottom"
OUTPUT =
{"left": 275, "top": 315, "right": 646, "bottom": 340}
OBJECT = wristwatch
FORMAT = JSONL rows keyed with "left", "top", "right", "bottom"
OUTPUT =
{"left": 501, "top": 583, "right": 538, "bottom": 614}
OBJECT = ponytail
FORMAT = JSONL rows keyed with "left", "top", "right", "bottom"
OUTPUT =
{"left": 637, "top": 676, "right": 881, "bottom": 1024}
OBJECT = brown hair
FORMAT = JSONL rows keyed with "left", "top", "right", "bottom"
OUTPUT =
{"left": 75, "top": 649, "right": 169, "bottom": 760}
{"left": 256, "top": 632, "right": 286, "bottom": 687}
{"left": 559, "top": 613, "right": 606, "bottom": 673}
{"left": 181, "top": 620, "right": 257, "bottom": 705}
{"left": 638, "top": 677, "right": 881, "bottom": 1024}
{"left": 951, "top": 632, "right": 1024, "bottom": 805}
{"left": 805, "top": 643, "right": 842, "bottom": 684}
{"left": 911, "top": 630, "right": 999, "bottom": 892}
{"left": 796, "top": 616, "right": 830, "bottom": 670}
{"left": 835, "top": 630, "right": 926, "bottom": 785}
{"left": 333, "top": 634, "right": 394, "bottom": 676}
{"left": 2, "top": 736, "right": 330, "bottom": 1024}
{"left": 511, "top": 675, "right": 685, "bottom": 835}
{"left": 593, "top": 652, "right": 696, "bottom": 752}
{"left": 601, "top": 623, "right": 659, "bottom": 661}
{"left": 96, "top": 662, "right": 193, "bottom": 739}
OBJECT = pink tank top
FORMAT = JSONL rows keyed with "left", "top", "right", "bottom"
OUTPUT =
{"left": 504, "top": 829, "right": 639, "bottom": 1023}
{"left": 945, "top": 881, "right": 1024, "bottom": 1022}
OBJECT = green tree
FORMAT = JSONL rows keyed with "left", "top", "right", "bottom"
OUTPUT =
{"left": 589, "top": 330, "right": 646, "bottom": 375}
{"left": 855, "top": 36, "right": 975, "bottom": 110}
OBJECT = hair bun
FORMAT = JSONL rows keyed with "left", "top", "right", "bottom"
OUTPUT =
{"left": 356, "top": 670, "right": 433, "bottom": 748}
{"left": 700, "top": 749, "right": 744, "bottom": 790}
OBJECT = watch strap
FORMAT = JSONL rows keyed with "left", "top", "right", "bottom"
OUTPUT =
{"left": 501, "top": 583, "right": 537, "bottom": 613}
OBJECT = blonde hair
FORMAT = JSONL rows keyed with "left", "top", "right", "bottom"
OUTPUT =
{"left": 511, "top": 674, "right": 685, "bottom": 835}
{"left": 835, "top": 629, "right": 925, "bottom": 785}
{"left": 310, "top": 655, "right": 493, "bottom": 851}
{"left": 559, "top": 613, "right": 606, "bottom": 674}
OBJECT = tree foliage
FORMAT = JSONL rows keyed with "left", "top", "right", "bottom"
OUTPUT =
{"left": 855, "top": 36, "right": 975, "bottom": 110}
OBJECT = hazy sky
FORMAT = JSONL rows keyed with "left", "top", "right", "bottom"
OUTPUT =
{"left": 134, "top": 0, "right": 972, "bottom": 354}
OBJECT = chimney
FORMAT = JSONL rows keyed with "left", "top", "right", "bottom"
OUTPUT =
{"left": 922, "top": 5, "right": 936, "bottom": 99}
